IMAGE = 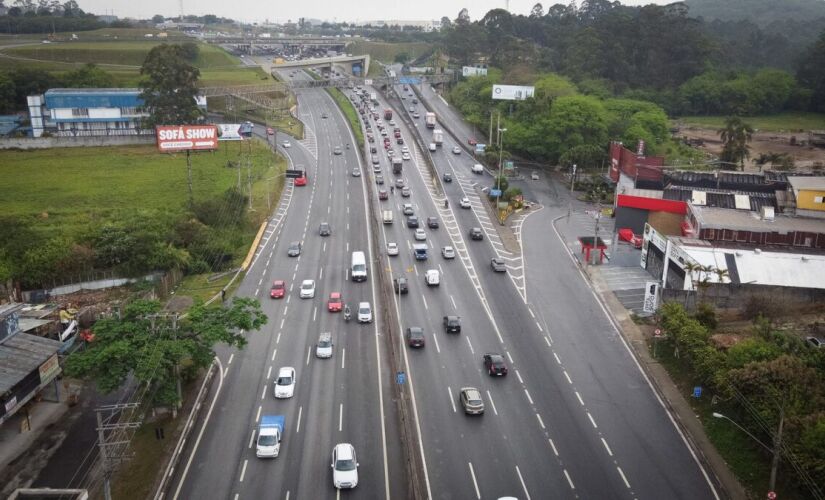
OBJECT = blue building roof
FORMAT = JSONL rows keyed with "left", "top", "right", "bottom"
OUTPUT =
{"left": 0, "top": 115, "right": 22, "bottom": 136}
{"left": 45, "top": 88, "right": 144, "bottom": 109}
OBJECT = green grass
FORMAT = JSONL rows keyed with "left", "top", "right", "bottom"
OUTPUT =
{"left": 676, "top": 112, "right": 825, "bottom": 132}
{"left": 111, "top": 414, "right": 178, "bottom": 500}
{"left": 347, "top": 40, "right": 433, "bottom": 64}
{"left": 327, "top": 87, "right": 364, "bottom": 149}
{"left": 207, "top": 95, "right": 304, "bottom": 139}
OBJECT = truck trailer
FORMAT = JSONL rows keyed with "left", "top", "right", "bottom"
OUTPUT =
{"left": 425, "top": 112, "right": 436, "bottom": 129}
{"left": 433, "top": 129, "right": 444, "bottom": 147}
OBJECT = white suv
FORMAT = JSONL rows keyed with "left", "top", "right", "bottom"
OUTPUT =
{"left": 358, "top": 302, "right": 373, "bottom": 323}
{"left": 300, "top": 279, "right": 315, "bottom": 298}
{"left": 425, "top": 269, "right": 440, "bottom": 286}
{"left": 331, "top": 443, "right": 359, "bottom": 489}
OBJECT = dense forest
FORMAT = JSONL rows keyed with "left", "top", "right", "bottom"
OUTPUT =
{"left": 685, "top": 0, "right": 825, "bottom": 25}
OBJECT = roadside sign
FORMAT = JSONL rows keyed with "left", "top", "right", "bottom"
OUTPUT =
{"left": 156, "top": 125, "right": 218, "bottom": 152}
{"left": 285, "top": 169, "right": 303, "bottom": 179}
{"left": 489, "top": 189, "right": 502, "bottom": 197}
{"left": 396, "top": 371, "right": 406, "bottom": 385}
{"left": 654, "top": 328, "right": 662, "bottom": 337}
{"left": 475, "top": 144, "right": 486, "bottom": 154}
{"left": 266, "top": 127, "right": 275, "bottom": 136}
{"left": 693, "top": 386, "right": 702, "bottom": 398}
{"left": 767, "top": 492, "right": 776, "bottom": 500}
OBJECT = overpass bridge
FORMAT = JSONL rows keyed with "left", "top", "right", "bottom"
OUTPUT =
{"left": 202, "top": 35, "right": 349, "bottom": 54}
{"left": 271, "top": 54, "right": 371, "bottom": 77}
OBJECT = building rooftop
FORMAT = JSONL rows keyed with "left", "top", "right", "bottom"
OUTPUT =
{"left": 45, "top": 88, "right": 140, "bottom": 96}
{"left": 787, "top": 176, "right": 825, "bottom": 191}
{"left": 0, "top": 331, "right": 62, "bottom": 394}
{"left": 664, "top": 187, "right": 776, "bottom": 212}
{"left": 690, "top": 204, "right": 825, "bottom": 233}
{"left": 678, "top": 242, "right": 825, "bottom": 289}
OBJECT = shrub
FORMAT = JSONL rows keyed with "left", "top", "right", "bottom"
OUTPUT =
{"left": 694, "top": 302, "right": 718, "bottom": 330}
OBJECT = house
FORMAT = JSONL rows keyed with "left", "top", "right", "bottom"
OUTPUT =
{"left": 787, "top": 176, "right": 825, "bottom": 219}
{"left": 28, "top": 88, "right": 151, "bottom": 138}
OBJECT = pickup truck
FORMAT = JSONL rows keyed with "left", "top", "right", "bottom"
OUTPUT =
{"left": 413, "top": 243, "right": 428, "bottom": 260}
{"left": 256, "top": 415, "right": 284, "bottom": 458}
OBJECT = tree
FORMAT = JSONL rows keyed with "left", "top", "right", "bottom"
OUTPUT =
{"left": 393, "top": 52, "right": 410, "bottom": 64}
{"left": 439, "top": 16, "right": 452, "bottom": 30}
{"left": 797, "top": 31, "right": 825, "bottom": 112}
{"left": 719, "top": 116, "right": 754, "bottom": 171}
{"left": 0, "top": 72, "right": 16, "bottom": 113}
{"left": 64, "top": 298, "right": 267, "bottom": 405}
{"left": 151, "top": 14, "right": 164, "bottom": 24}
{"left": 530, "top": 3, "right": 544, "bottom": 18}
{"left": 456, "top": 8, "right": 470, "bottom": 25}
{"left": 139, "top": 44, "right": 202, "bottom": 127}
{"left": 62, "top": 63, "right": 114, "bottom": 88}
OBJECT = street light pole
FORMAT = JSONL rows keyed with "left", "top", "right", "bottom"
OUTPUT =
{"left": 712, "top": 411, "right": 784, "bottom": 493}
{"left": 497, "top": 121, "right": 507, "bottom": 226}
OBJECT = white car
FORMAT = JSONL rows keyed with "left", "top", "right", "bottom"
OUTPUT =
{"left": 531, "top": 171, "right": 539, "bottom": 180}
{"left": 425, "top": 269, "right": 440, "bottom": 286}
{"left": 331, "top": 443, "right": 359, "bottom": 489}
{"left": 472, "top": 164, "right": 484, "bottom": 174}
{"left": 428, "top": 143, "right": 437, "bottom": 151}
{"left": 414, "top": 229, "right": 426, "bottom": 241}
{"left": 401, "top": 146, "right": 410, "bottom": 153}
{"left": 299, "top": 279, "right": 315, "bottom": 298}
{"left": 282, "top": 140, "right": 291, "bottom": 148}
{"left": 387, "top": 242, "right": 399, "bottom": 256}
{"left": 358, "top": 302, "right": 373, "bottom": 323}
{"left": 402, "top": 203, "right": 414, "bottom": 215}
{"left": 273, "top": 367, "right": 296, "bottom": 398}
{"left": 460, "top": 197, "right": 471, "bottom": 209}
{"left": 441, "top": 246, "right": 455, "bottom": 259}
{"left": 316, "top": 333, "right": 333, "bottom": 358}
{"left": 401, "top": 152, "right": 411, "bottom": 161}
{"left": 452, "top": 146, "right": 461, "bottom": 154}
{"left": 352, "top": 168, "right": 361, "bottom": 177}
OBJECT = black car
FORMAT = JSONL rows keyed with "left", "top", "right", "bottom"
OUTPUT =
{"left": 406, "top": 327, "right": 425, "bottom": 348}
{"left": 470, "top": 228, "right": 484, "bottom": 240}
{"left": 370, "top": 146, "right": 377, "bottom": 153}
{"left": 287, "top": 241, "right": 302, "bottom": 256}
{"left": 443, "top": 315, "right": 461, "bottom": 333}
{"left": 394, "top": 277, "right": 408, "bottom": 295}
{"left": 375, "top": 175, "right": 384, "bottom": 185}
{"left": 427, "top": 217, "right": 439, "bottom": 229}
{"left": 319, "top": 222, "right": 331, "bottom": 236}
{"left": 443, "top": 172, "right": 452, "bottom": 183}
{"left": 406, "top": 216, "right": 419, "bottom": 228}
{"left": 321, "top": 113, "right": 329, "bottom": 119}
{"left": 491, "top": 258, "right": 506, "bottom": 272}
{"left": 483, "top": 353, "right": 508, "bottom": 376}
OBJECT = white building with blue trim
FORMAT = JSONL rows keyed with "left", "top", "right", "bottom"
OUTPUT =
{"left": 27, "top": 88, "right": 151, "bottom": 138}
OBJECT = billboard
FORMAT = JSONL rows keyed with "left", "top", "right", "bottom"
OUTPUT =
{"left": 492, "top": 84, "right": 535, "bottom": 101}
{"left": 156, "top": 125, "right": 219, "bottom": 152}
{"left": 217, "top": 123, "right": 243, "bottom": 141}
{"left": 462, "top": 66, "right": 488, "bottom": 77}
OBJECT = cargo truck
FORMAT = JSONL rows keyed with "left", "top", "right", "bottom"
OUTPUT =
{"left": 370, "top": 92, "right": 377, "bottom": 105}
{"left": 392, "top": 157, "right": 403, "bottom": 174}
{"left": 256, "top": 415, "right": 284, "bottom": 458}
{"left": 384, "top": 109, "right": 393, "bottom": 120}
{"left": 425, "top": 112, "right": 436, "bottom": 129}
{"left": 433, "top": 129, "right": 444, "bottom": 147}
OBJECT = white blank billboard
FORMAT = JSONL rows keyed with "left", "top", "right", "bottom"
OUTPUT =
{"left": 492, "top": 84, "right": 535, "bottom": 101}
{"left": 463, "top": 66, "right": 488, "bottom": 77}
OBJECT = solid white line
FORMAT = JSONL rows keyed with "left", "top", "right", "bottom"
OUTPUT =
{"left": 515, "top": 465, "right": 531, "bottom": 500}
{"left": 432, "top": 331, "right": 441, "bottom": 353}
{"left": 306, "top": 346, "right": 311, "bottom": 366}
{"left": 563, "top": 469, "right": 575, "bottom": 490}
{"left": 563, "top": 370, "right": 572, "bottom": 384}
{"left": 248, "top": 429, "right": 255, "bottom": 449}
{"left": 486, "top": 390, "right": 498, "bottom": 415}
{"left": 525, "top": 389, "right": 534, "bottom": 405}
{"left": 587, "top": 412, "right": 598, "bottom": 429}
{"left": 575, "top": 391, "right": 584, "bottom": 406}
{"left": 601, "top": 437, "right": 613, "bottom": 457}
{"left": 617, "top": 466, "right": 631, "bottom": 488}
{"left": 285, "top": 491, "right": 289, "bottom": 500}
{"left": 515, "top": 370, "right": 524, "bottom": 384}
{"left": 468, "top": 462, "right": 481, "bottom": 499}
{"left": 448, "top": 386, "right": 457, "bottom": 413}
{"left": 227, "top": 353, "right": 234, "bottom": 365}
{"left": 548, "top": 438, "right": 559, "bottom": 456}
{"left": 296, "top": 406, "right": 302, "bottom": 433}
{"left": 339, "top": 403, "right": 343, "bottom": 432}
{"left": 239, "top": 459, "right": 248, "bottom": 482}
{"left": 255, "top": 406, "right": 261, "bottom": 423}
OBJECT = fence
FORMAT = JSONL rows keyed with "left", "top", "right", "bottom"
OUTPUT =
{"left": 662, "top": 283, "right": 825, "bottom": 312}
{"left": 0, "top": 135, "right": 154, "bottom": 150}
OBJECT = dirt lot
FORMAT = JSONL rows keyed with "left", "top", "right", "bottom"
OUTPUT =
{"left": 677, "top": 126, "right": 825, "bottom": 171}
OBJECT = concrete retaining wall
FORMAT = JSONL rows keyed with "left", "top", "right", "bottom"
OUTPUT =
{"left": 0, "top": 135, "right": 154, "bottom": 150}
{"left": 663, "top": 283, "right": 825, "bottom": 312}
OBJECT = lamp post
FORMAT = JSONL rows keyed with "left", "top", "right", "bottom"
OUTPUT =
{"left": 497, "top": 126, "right": 507, "bottom": 225}
{"left": 712, "top": 411, "right": 784, "bottom": 494}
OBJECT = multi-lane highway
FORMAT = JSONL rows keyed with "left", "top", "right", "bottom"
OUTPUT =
{"left": 171, "top": 61, "right": 721, "bottom": 500}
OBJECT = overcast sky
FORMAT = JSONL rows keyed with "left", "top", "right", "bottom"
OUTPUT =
{"left": 79, "top": 0, "right": 670, "bottom": 23}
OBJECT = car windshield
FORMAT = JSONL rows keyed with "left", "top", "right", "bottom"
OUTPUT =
{"left": 336, "top": 458, "right": 356, "bottom": 471}
{"left": 302, "top": 283, "right": 312, "bottom": 289}
{"left": 319, "top": 339, "right": 332, "bottom": 348}
{"left": 277, "top": 376, "right": 292, "bottom": 385}
{"left": 359, "top": 306, "right": 370, "bottom": 314}
{"left": 258, "top": 435, "right": 278, "bottom": 446}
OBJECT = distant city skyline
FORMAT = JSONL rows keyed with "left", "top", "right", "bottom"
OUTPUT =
{"left": 78, "top": 0, "right": 671, "bottom": 24}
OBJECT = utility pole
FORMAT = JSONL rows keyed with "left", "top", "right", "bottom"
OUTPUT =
{"left": 95, "top": 402, "right": 141, "bottom": 500}
{"left": 147, "top": 313, "right": 182, "bottom": 415}
{"left": 769, "top": 405, "right": 785, "bottom": 493}
{"left": 570, "top": 163, "right": 577, "bottom": 193}
{"left": 186, "top": 150, "right": 193, "bottom": 209}
{"left": 496, "top": 117, "right": 507, "bottom": 226}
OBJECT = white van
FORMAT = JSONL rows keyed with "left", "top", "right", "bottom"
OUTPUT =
{"left": 351, "top": 251, "right": 367, "bottom": 282}
{"left": 383, "top": 210, "right": 393, "bottom": 224}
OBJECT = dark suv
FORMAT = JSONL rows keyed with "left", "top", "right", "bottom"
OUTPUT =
{"left": 483, "top": 353, "right": 508, "bottom": 376}
{"left": 469, "top": 228, "right": 483, "bottom": 240}
{"left": 406, "top": 216, "right": 419, "bottom": 228}
{"left": 394, "top": 277, "right": 408, "bottom": 295}
{"left": 427, "top": 217, "right": 439, "bottom": 229}
{"left": 406, "top": 327, "right": 425, "bottom": 348}
{"left": 443, "top": 316, "right": 461, "bottom": 334}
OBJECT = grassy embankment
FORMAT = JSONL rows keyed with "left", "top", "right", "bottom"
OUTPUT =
{"left": 327, "top": 88, "right": 364, "bottom": 149}
{"left": 676, "top": 112, "right": 825, "bottom": 132}
{"left": 347, "top": 40, "right": 433, "bottom": 64}
{"left": 0, "top": 140, "right": 285, "bottom": 301}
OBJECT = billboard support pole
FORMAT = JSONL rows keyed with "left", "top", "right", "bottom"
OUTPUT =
{"left": 186, "top": 149, "right": 193, "bottom": 208}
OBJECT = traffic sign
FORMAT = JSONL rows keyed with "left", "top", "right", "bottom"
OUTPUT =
{"left": 396, "top": 371, "right": 406, "bottom": 385}
{"left": 489, "top": 189, "right": 502, "bottom": 197}
{"left": 693, "top": 386, "right": 702, "bottom": 398}
{"left": 654, "top": 328, "right": 662, "bottom": 337}
{"left": 767, "top": 491, "right": 777, "bottom": 500}
{"left": 266, "top": 127, "right": 274, "bottom": 136}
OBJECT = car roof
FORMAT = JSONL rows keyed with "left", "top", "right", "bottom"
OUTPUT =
{"left": 461, "top": 387, "right": 481, "bottom": 397}
{"left": 359, "top": 301, "right": 370, "bottom": 307}
{"left": 319, "top": 332, "right": 331, "bottom": 341}
{"left": 334, "top": 443, "right": 354, "bottom": 459}
{"left": 302, "top": 279, "right": 314, "bottom": 285}
{"left": 330, "top": 292, "right": 341, "bottom": 298}
{"left": 278, "top": 367, "right": 294, "bottom": 376}
{"left": 273, "top": 280, "right": 285, "bottom": 286}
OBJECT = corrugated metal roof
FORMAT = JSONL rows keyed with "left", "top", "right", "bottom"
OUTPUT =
{"left": 691, "top": 204, "right": 825, "bottom": 233}
{"left": 787, "top": 176, "right": 825, "bottom": 191}
{"left": 664, "top": 187, "right": 778, "bottom": 212}
{"left": 0, "top": 332, "right": 61, "bottom": 393}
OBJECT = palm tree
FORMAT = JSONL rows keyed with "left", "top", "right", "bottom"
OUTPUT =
{"left": 719, "top": 117, "right": 754, "bottom": 171}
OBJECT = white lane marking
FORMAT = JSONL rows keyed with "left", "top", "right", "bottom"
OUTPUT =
{"left": 553, "top": 352, "right": 561, "bottom": 364}
{"left": 465, "top": 336, "right": 475, "bottom": 354}
{"left": 448, "top": 386, "right": 457, "bottom": 413}
{"left": 286, "top": 295, "right": 291, "bottom": 304}
{"left": 549, "top": 438, "right": 559, "bottom": 456}
{"left": 258, "top": 278, "right": 263, "bottom": 286}
{"left": 313, "top": 306, "right": 317, "bottom": 322}
{"left": 239, "top": 459, "right": 248, "bottom": 482}
{"left": 525, "top": 389, "right": 534, "bottom": 405}
{"left": 255, "top": 288, "right": 259, "bottom": 296}
{"left": 544, "top": 336, "right": 552, "bottom": 347}
{"left": 261, "top": 385, "right": 266, "bottom": 400}
{"left": 276, "top": 333, "right": 281, "bottom": 344}
{"left": 516, "top": 465, "right": 531, "bottom": 500}
{"left": 536, "top": 321, "right": 543, "bottom": 332}
{"left": 267, "top": 366, "right": 272, "bottom": 379}
{"left": 248, "top": 429, "right": 255, "bottom": 449}
{"left": 468, "top": 462, "right": 481, "bottom": 499}
{"left": 323, "top": 241, "right": 326, "bottom": 252}
{"left": 563, "top": 469, "right": 575, "bottom": 490}
{"left": 296, "top": 406, "right": 303, "bottom": 433}
{"left": 285, "top": 491, "right": 289, "bottom": 500}
{"left": 272, "top": 348, "right": 277, "bottom": 361}
{"left": 601, "top": 437, "right": 614, "bottom": 456}
{"left": 228, "top": 353, "right": 234, "bottom": 365}
{"left": 432, "top": 330, "right": 441, "bottom": 353}
{"left": 506, "top": 351, "right": 513, "bottom": 364}
{"left": 306, "top": 346, "right": 311, "bottom": 366}
{"left": 587, "top": 412, "right": 598, "bottom": 429}
{"left": 574, "top": 390, "right": 585, "bottom": 405}
{"left": 422, "top": 295, "right": 428, "bottom": 310}
{"left": 529, "top": 308, "right": 535, "bottom": 319}
{"left": 319, "top": 267, "right": 324, "bottom": 280}
{"left": 515, "top": 370, "right": 524, "bottom": 384}
{"left": 536, "top": 413, "right": 545, "bottom": 429}
{"left": 617, "top": 466, "right": 631, "bottom": 489}
{"left": 563, "top": 370, "right": 572, "bottom": 384}
{"left": 339, "top": 403, "right": 344, "bottom": 431}
{"left": 450, "top": 295, "right": 457, "bottom": 309}
{"left": 341, "top": 348, "right": 346, "bottom": 369}
{"left": 280, "top": 318, "right": 285, "bottom": 329}
{"left": 486, "top": 390, "right": 498, "bottom": 415}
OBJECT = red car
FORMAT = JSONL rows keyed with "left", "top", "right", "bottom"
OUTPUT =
{"left": 270, "top": 280, "right": 286, "bottom": 299}
{"left": 294, "top": 173, "right": 307, "bottom": 186}
{"left": 378, "top": 189, "right": 389, "bottom": 200}
{"left": 468, "top": 137, "right": 478, "bottom": 146}
{"left": 327, "top": 292, "right": 343, "bottom": 312}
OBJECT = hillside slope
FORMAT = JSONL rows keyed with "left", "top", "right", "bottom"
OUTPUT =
{"left": 686, "top": 0, "right": 825, "bottom": 24}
